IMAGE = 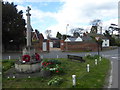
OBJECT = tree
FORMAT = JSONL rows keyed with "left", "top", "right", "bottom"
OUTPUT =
{"left": 71, "top": 28, "right": 84, "bottom": 37}
{"left": 2, "top": 2, "right": 26, "bottom": 51}
{"left": 108, "top": 23, "right": 118, "bottom": 35}
{"left": 56, "top": 32, "right": 62, "bottom": 39}
{"left": 90, "top": 19, "right": 102, "bottom": 34}
{"left": 104, "top": 30, "right": 116, "bottom": 46}
{"left": 45, "top": 30, "right": 52, "bottom": 39}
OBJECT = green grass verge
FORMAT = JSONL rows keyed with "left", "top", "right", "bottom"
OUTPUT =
{"left": 2, "top": 56, "right": 110, "bottom": 88}
{"left": 2, "top": 59, "right": 16, "bottom": 73}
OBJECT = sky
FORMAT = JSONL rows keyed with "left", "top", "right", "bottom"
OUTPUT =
{"left": 3, "top": 0, "right": 119, "bottom": 38}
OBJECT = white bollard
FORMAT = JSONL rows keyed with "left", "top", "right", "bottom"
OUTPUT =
{"left": 99, "top": 57, "right": 101, "bottom": 61}
{"left": 95, "top": 59, "right": 97, "bottom": 65}
{"left": 41, "top": 55, "right": 43, "bottom": 59}
{"left": 57, "top": 55, "right": 59, "bottom": 58}
{"left": 7, "top": 76, "right": 10, "bottom": 79}
{"left": 9, "top": 56, "right": 11, "bottom": 60}
{"left": 72, "top": 75, "right": 76, "bottom": 87}
{"left": 87, "top": 64, "right": 90, "bottom": 72}
{"left": 28, "top": 76, "right": 31, "bottom": 78}
{"left": 13, "top": 76, "right": 15, "bottom": 78}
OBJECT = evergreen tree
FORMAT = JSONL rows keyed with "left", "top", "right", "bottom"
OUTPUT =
{"left": 56, "top": 32, "right": 62, "bottom": 39}
{"left": 2, "top": 2, "right": 26, "bottom": 51}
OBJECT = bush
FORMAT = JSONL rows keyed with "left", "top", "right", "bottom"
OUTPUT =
{"left": 85, "top": 54, "right": 101, "bottom": 60}
{"left": 93, "top": 55, "right": 99, "bottom": 59}
{"left": 48, "top": 77, "right": 63, "bottom": 86}
{"left": 85, "top": 54, "right": 94, "bottom": 59}
{"left": 48, "top": 60, "right": 61, "bottom": 65}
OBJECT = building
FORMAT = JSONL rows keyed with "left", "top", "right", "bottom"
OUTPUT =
{"left": 61, "top": 36, "right": 98, "bottom": 51}
{"left": 32, "top": 30, "right": 49, "bottom": 52}
{"left": 48, "top": 37, "right": 60, "bottom": 48}
{"left": 61, "top": 32, "right": 110, "bottom": 51}
{"left": 87, "top": 33, "right": 110, "bottom": 47}
{"left": 65, "top": 37, "right": 83, "bottom": 42}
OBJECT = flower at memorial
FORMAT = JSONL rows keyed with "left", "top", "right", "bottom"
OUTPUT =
{"left": 42, "top": 60, "right": 64, "bottom": 74}
{"left": 22, "top": 55, "right": 30, "bottom": 62}
{"left": 56, "top": 71, "right": 59, "bottom": 73}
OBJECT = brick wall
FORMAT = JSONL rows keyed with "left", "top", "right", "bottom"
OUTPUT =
{"left": 33, "top": 40, "right": 50, "bottom": 52}
{"left": 60, "top": 40, "right": 100, "bottom": 51}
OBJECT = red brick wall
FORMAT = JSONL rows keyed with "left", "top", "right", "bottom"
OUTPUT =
{"left": 33, "top": 39, "right": 50, "bottom": 52}
{"left": 47, "top": 40, "right": 50, "bottom": 52}
{"left": 60, "top": 40, "right": 65, "bottom": 51}
{"left": 61, "top": 41, "right": 100, "bottom": 51}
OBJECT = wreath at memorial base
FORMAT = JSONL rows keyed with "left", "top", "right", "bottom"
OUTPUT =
{"left": 35, "top": 53, "right": 40, "bottom": 61}
{"left": 22, "top": 55, "right": 30, "bottom": 62}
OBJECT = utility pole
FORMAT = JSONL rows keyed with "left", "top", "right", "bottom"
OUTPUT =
{"left": 66, "top": 24, "right": 69, "bottom": 51}
{"left": 95, "top": 37, "right": 100, "bottom": 56}
{"left": 118, "top": 1, "right": 120, "bottom": 38}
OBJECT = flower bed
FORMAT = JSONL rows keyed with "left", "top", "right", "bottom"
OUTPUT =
{"left": 41, "top": 60, "right": 64, "bottom": 74}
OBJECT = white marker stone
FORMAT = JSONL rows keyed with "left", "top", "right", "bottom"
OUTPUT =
{"left": 9, "top": 56, "right": 11, "bottom": 60}
{"left": 87, "top": 64, "right": 90, "bottom": 72}
{"left": 95, "top": 59, "right": 97, "bottom": 65}
{"left": 72, "top": 75, "right": 76, "bottom": 86}
{"left": 7, "top": 76, "right": 10, "bottom": 79}
{"left": 41, "top": 55, "right": 43, "bottom": 59}
{"left": 99, "top": 57, "right": 101, "bottom": 61}
{"left": 13, "top": 76, "right": 15, "bottom": 78}
{"left": 28, "top": 76, "right": 31, "bottom": 78}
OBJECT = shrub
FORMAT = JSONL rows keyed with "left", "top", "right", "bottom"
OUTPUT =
{"left": 85, "top": 54, "right": 94, "bottom": 59}
{"left": 48, "top": 60, "right": 61, "bottom": 65}
{"left": 93, "top": 55, "right": 99, "bottom": 59}
{"left": 48, "top": 77, "right": 63, "bottom": 86}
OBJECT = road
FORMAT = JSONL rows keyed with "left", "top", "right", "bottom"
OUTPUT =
{"left": 2, "top": 48, "right": 119, "bottom": 89}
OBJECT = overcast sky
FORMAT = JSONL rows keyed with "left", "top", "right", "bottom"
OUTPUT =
{"left": 4, "top": 0, "right": 119, "bottom": 38}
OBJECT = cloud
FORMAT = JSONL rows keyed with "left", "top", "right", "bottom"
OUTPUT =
{"left": 3, "top": 0, "right": 63, "bottom": 3}
{"left": 4, "top": 0, "right": 119, "bottom": 38}
{"left": 46, "top": 0, "right": 118, "bottom": 37}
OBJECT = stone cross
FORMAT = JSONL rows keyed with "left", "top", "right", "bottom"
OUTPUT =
{"left": 26, "top": 6, "right": 31, "bottom": 47}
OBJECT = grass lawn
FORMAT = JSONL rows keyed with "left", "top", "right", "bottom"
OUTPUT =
{"left": 2, "top": 55, "right": 110, "bottom": 88}
{"left": 2, "top": 59, "right": 15, "bottom": 73}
